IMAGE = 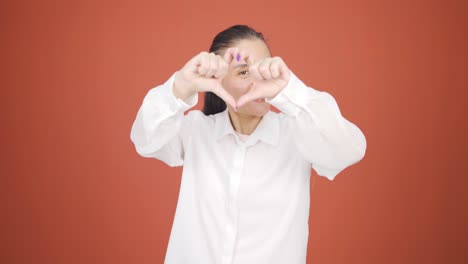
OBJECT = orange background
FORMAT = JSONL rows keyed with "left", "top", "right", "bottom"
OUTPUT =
{"left": 2, "top": 0, "right": 466, "bottom": 263}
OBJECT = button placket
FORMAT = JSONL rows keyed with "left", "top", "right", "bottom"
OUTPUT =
{"left": 222, "top": 145, "right": 246, "bottom": 264}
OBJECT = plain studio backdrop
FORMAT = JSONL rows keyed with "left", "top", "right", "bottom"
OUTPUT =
{"left": 1, "top": 0, "right": 466, "bottom": 263}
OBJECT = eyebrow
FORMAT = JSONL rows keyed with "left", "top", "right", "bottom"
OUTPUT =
{"left": 233, "top": 63, "right": 249, "bottom": 69}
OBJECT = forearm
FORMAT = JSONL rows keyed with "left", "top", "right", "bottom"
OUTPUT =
{"left": 173, "top": 71, "right": 197, "bottom": 103}
{"left": 266, "top": 70, "right": 367, "bottom": 179}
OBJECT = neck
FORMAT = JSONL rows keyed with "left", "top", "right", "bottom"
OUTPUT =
{"left": 227, "top": 108, "right": 263, "bottom": 135}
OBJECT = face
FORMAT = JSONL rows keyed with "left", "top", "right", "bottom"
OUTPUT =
{"left": 220, "top": 38, "right": 272, "bottom": 117}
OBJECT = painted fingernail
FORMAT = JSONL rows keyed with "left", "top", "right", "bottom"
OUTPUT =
{"left": 236, "top": 54, "right": 241, "bottom": 61}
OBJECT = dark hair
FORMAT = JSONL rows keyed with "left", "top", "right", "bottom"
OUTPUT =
{"left": 202, "top": 25, "right": 268, "bottom": 116}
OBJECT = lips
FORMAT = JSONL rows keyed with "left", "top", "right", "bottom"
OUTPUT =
{"left": 255, "top": 98, "right": 266, "bottom": 103}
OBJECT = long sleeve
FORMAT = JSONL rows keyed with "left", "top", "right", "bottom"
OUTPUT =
{"left": 130, "top": 72, "right": 198, "bottom": 167}
{"left": 265, "top": 70, "right": 367, "bottom": 180}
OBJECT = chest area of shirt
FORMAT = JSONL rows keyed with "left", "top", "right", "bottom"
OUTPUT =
{"left": 186, "top": 135, "right": 309, "bottom": 183}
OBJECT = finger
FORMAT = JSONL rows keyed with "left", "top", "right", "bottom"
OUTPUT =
{"left": 187, "top": 51, "right": 205, "bottom": 74}
{"left": 238, "top": 50, "right": 247, "bottom": 63}
{"left": 224, "top": 48, "right": 254, "bottom": 69}
{"left": 223, "top": 47, "right": 240, "bottom": 65}
{"left": 272, "top": 57, "right": 289, "bottom": 78}
{"left": 204, "top": 53, "right": 218, "bottom": 78}
{"left": 213, "top": 84, "right": 237, "bottom": 110}
{"left": 248, "top": 62, "right": 263, "bottom": 81}
{"left": 197, "top": 52, "right": 210, "bottom": 76}
{"left": 214, "top": 55, "right": 228, "bottom": 79}
{"left": 279, "top": 62, "right": 290, "bottom": 81}
{"left": 238, "top": 50, "right": 254, "bottom": 65}
{"left": 237, "top": 82, "right": 263, "bottom": 109}
{"left": 270, "top": 58, "right": 281, "bottom": 79}
{"left": 245, "top": 53, "right": 254, "bottom": 65}
{"left": 258, "top": 58, "right": 272, "bottom": 80}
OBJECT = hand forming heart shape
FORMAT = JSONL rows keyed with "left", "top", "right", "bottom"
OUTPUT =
{"left": 235, "top": 56, "right": 291, "bottom": 110}
{"left": 173, "top": 48, "right": 291, "bottom": 112}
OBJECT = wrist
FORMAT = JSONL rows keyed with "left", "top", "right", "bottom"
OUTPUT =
{"left": 173, "top": 72, "right": 196, "bottom": 101}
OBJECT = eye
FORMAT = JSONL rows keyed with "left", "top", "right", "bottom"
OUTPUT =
{"left": 239, "top": 70, "right": 249, "bottom": 75}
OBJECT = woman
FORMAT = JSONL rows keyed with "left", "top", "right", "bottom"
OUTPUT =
{"left": 130, "top": 25, "right": 366, "bottom": 264}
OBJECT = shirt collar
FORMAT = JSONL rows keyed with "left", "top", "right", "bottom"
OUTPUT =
{"left": 214, "top": 108, "right": 279, "bottom": 146}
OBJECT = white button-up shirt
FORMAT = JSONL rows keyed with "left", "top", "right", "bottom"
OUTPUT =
{"left": 130, "top": 70, "right": 367, "bottom": 264}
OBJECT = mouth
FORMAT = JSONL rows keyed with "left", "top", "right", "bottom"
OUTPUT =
{"left": 254, "top": 98, "right": 266, "bottom": 103}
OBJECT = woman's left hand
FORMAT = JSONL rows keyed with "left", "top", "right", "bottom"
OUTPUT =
{"left": 236, "top": 56, "right": 291, "bottom": 110}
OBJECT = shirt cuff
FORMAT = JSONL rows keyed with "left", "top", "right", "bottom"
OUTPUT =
{"left": 265, "top": 70, "right": 320, "bottom": 117}
{"left": 165, "top": 72, "right": 199, "bottom": 112}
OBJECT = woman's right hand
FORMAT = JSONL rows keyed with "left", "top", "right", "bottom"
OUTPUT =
{"left": 173, "top": 48, "right": 249, "bottom": 110}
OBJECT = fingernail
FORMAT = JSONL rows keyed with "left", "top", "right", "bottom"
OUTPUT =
{"left": 236, "top": 54, "right": 241, "bottom": 62}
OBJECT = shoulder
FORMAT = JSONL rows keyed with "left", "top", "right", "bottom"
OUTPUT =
{"left": 182, "top": 109, "right": 218, "bottom": 127}
{"left": 180, "top": 109, "right": 221, "bottom": 140}
{"left": 267, "top": 109, "right": 290, "bottom": 125}
{"left": 267, "top": 110, "right": 294, "bottom": 137}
